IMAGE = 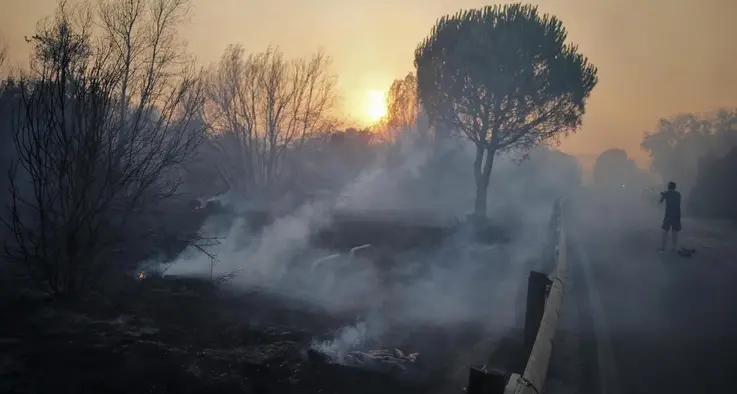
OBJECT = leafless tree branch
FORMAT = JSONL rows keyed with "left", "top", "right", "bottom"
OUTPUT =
{"left": 203, "top": 45, "right": 338, "bottom": 201}
{"left": 1, "top": 0, "right": 205, "bottom": 295}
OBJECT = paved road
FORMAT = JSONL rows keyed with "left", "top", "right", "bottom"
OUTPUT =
{"left": 557, "top": 200, "right": 737, "bottom": 394}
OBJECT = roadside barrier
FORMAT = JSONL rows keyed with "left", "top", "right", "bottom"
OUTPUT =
{"left": 467, "top": 198, "right": 568, "bottom": 394}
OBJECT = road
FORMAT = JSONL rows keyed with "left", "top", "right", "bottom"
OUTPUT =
{"left": 547, "top": 199, "right": 737, "bottom": 394}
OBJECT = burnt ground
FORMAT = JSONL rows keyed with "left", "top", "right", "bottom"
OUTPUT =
{"left": 0, "top": 270, "right": 521, "bottom": 394}
{"left": 0, "top": 212, "right": 530, "bottom": 394}
{"left": 0, "top": 277, "right": 429, "bottom": 394}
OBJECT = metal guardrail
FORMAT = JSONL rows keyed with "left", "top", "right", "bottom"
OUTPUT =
{"left": 467, "top": 198, "right": 568, "bottom": 394}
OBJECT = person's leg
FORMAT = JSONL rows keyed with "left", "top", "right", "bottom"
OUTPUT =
{"left": 671, "top": 230, "right": 679, "bottom": 251}
{"left": 671, "top": 218, "right": 682, "bottom": 251}
{"left": 660, "top": 229, "right": 668, "bottom": 251}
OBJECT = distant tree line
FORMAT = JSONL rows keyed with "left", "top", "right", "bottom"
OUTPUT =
{"left": 641, "top": 110, "right": 737, "bottom": 219}
{"left": 592, "top": 148, "right": 650, "bottom": 191}
{"left": 688, "top": 147, "right": 737, "bottom": 220}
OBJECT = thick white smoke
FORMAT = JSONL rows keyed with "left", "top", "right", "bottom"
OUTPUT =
{"left": 153, "top": 136, "right": 577, "bottom": 363}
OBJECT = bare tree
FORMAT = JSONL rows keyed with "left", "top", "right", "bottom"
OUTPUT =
{"left": 97, "top": 0, "right": 195, "bottom": 154}
{"left": 415, "top": 4, "right": 598, "bottom": 217}
{"left": 2, "top": 0, "right": 205, "bottom": 294}
{"left": 204, "top": 45, "right": 337, "bottom": 201}
{"left": 376, "top": 72, "right": 419, "bottom": 142}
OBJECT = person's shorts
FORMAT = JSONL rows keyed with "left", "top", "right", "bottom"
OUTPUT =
{"left": 662, "top": 215, "right": 682, "bottom": 232}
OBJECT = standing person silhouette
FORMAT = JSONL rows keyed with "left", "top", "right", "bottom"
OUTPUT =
{"left": 659, "top": 181, "right": 682, "bottom": 253}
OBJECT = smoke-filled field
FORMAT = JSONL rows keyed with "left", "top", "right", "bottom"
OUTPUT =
{"left": 0, "top": 203, "right": 550, "bottom": 394}
{"left": 139, "top": 195, "right": 551, "bottom": 391}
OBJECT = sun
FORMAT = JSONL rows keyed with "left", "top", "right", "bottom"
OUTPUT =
{"left": 364, "top": 90, "right": 387, "bottom": 123}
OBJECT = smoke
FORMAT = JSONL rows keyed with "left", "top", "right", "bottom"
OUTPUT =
{"left": 155, "top": 133, "right": 581, "bottom": 364}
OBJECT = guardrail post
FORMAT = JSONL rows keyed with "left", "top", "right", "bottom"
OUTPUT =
{"left": 524, "top": 271, "right": 552, "bottom": 352}
{"left": 467, "top": 366, "right": 510, "bottom": 394}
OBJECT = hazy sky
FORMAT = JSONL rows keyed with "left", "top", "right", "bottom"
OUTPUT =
{"left": 2, "top": 0, "right": 736, "bottom": 165}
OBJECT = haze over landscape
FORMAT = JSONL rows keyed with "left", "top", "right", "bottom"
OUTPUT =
{"left": 1, "top": 1, "right": 737, "bottom": 394}
{"left": 2, "top": 0, "right": 736, "bottom": 167}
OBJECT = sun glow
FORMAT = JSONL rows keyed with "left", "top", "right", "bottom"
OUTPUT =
{"left": 364, "top": 90, "right": 387, "bottom": 123}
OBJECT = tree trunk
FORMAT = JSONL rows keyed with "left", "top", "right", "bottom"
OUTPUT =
{"left": 473, "top": 146, "right": 496, "bottom": 217}
{"left": 474, "top": 177, "right": 489, "bottom": 217}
